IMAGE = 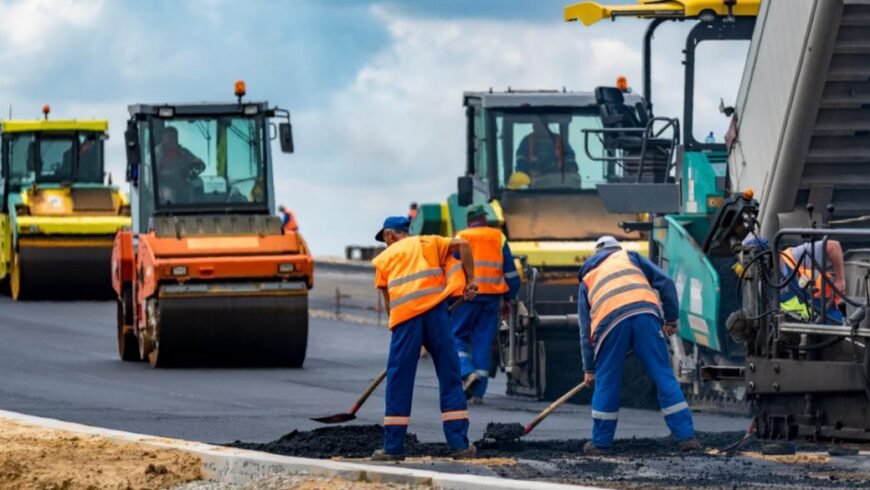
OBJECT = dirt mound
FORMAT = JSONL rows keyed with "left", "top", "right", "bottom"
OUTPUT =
{"left": 0, "top": 418, "right": 201, "bottom": 489}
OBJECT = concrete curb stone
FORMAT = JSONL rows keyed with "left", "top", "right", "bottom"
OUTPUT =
{"left": 0, "top": 409, "right": 602, "bottom": 490}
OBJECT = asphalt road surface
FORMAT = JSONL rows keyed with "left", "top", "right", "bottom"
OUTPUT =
{"left": 0, "top": 294, "right": 748, "bottom": 447}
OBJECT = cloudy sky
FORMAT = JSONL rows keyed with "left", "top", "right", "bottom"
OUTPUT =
{"left": 0, "top": 0, "right": 747, "bottom": 254}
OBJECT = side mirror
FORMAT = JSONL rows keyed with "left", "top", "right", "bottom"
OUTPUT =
{"left": 457, "top": 176, "right": 474, "bottom": 206}
{"left": 279, "top": 122, "right": 294, "bottom": 154}
{"left": 124, "top": 121, "right": 140, "bottom": 186}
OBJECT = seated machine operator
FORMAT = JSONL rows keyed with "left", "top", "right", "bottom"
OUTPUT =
{"left": 515, "top": 120, "right": 579, "bottom": 188}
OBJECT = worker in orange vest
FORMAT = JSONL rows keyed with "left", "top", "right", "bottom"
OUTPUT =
{"left": 451, "top": 204, "right": 520, "bottom": 404}
{"left": 370, "top": 216, "right": 479, "bottom": 461}
{"left": 278, "top": 205, "right": 298, "bottom": 232}
{"left": 408, "top": 202, "right": 418, "bottom": 221}
{"left": 579, "top": 236, "right": 699, "bottom": 454}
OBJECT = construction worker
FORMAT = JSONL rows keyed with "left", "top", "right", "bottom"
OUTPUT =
{"left": 408, "top": 202, "right": 418, "bottom": 221}
{"left": 578, "top": 236, "right": 700, "bottom": 454}
{"left": 745, "top": 237, "right": 846, "bottom": 323}
{"left": 451, "top": 204, "right": 520, "bottom": 404}
{"left": 370, "top": 216, "right": 479, "bottom": 461}
{"left": 781, "top": 240, "right": 846, "bottom": 323}
{"left": 515, "top": 120, "right": 579, "bottom": 188}
{"left": 278, "top": 205, "right": 299, "bottom": 233}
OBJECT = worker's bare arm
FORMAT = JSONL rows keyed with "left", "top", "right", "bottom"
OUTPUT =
{"left": 826, "top": 240, "right": 846, "bottom": 292}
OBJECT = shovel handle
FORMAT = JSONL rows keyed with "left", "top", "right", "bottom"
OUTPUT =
{"left": 350, "top": 369, "right": 387, "bottom": 415}
{"left": 525, "top": 382, "right": 588, "bottom": 434}
{"left": 350, "top": 300, "right": 463, "bottom": 415}
{"left": 449, "top": 298, "right": 465, "bottom": 313}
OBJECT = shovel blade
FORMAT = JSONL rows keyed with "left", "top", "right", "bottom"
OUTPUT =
{"left": 310, "top": 413, "right": 357, "bottom": 424}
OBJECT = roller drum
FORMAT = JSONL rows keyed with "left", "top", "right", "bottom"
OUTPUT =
{"left": 151, "top": 292, "right": 308, "bottom": 367}
{"left": 15, "top": 242, "right": 113, "bottom": 299}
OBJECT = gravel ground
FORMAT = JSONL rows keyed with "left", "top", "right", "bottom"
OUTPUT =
{"left": 174, "top": 474, "right": 423, "bottom": 490}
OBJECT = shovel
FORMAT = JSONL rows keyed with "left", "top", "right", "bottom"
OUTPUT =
{"left": 485, "top": 381, "right": 589, "bottom": 441}
{"left": 311, "top": 298, "right": 467, "bottom": 425}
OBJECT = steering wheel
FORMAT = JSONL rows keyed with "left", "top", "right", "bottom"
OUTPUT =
{"left": 181, "top": 160, "right": 206, "bottom": 182}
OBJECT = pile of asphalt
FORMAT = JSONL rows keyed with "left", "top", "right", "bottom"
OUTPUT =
{"left": 228, "top": 425, "right": 748, "bottom": 459}
{"left": 229, "top": 426, "right": 870, "bottom": 488}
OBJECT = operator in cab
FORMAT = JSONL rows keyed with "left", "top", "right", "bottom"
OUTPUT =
{"left": 515, "top": 120, "right": 579, "bottom": 188}
{"left": 450, "top": 204, "right": 520, "bottom": 404}
{"left": 370, "top": 216, "right": 479, "bottom": 461}
{"left": 156, "top": 127, "right": 204, "bottom": 204}
{"left": 578, "top": 236, "right": 700, "bottom": 455}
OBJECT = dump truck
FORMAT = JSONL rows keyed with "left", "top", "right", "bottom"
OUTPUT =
{"left": 0, "top": 107, "right": 131, "bottom": 299}
{"left": 412, "top": 90, "right": 661, "bottom": 401}
{"left": 112, "top": 82, "right": 313, "bottom": 367}
{"left": 568, "top": 0, "right": 870, "bottom": 440}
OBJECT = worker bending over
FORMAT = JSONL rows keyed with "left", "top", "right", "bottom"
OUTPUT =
{"left": 578, "top": 236, "right": 699, "bottom": 454}
{"left": 371, "top": 216, "right": 479, "bottom": 461}
{"left": 451, "top": 204, "right": 520, "bottom": 404}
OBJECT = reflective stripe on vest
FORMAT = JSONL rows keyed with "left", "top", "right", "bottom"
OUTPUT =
{"left": 456, "top": 226, "right": 508, "bottom": 295}
{"left": 582, "top": 250, "right": 660, "bottom": 341}
{"left": 372, "top": 236, "right": 453, "bottom": 328}
{"left": 781, "top": 248, "right": 838, "bottom": 305}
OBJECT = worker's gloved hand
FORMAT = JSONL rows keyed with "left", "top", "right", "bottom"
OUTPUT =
{"left": 583, "top": 372, "right": 595, "bottom": 388}
{"left": 464, "top": 283, "right": 479, "bottom": 301}
{"left": 663, "top": 321, "right": 678, "bottom": 337}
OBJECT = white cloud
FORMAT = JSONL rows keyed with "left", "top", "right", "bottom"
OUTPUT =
{"left": 282, "top": 6, "right": 644, "bottom": 254}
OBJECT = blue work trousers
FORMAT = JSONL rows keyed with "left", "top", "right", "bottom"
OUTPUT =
{"left": 384, "top": 301, "right": 469, "bottom": 454}
{"left": 591, "top": 313, "right": 694, "bottom": 448}
{"left": 451, "top": 298, "right": 500, "bottom": 398}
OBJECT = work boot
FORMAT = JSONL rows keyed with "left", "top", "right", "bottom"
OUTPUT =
{"left": 678, "top": 438, "right": 702, "bottom": 452}
{"left": 463, "top": 373, "right": 481, "bottom": 399}
{"left": 468, "top": 396, "right": 484, "bottom": 405}
{"left": 449, "top": 443, "right": 477, "bottom": 459}
{"left": 583, "top": 441, "right": 611, "bottom": 455}
{"left": 370, "top": 449, "right": 405, "bottom": 462}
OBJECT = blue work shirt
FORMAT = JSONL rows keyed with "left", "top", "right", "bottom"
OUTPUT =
{"left": 577, "top": 248, "right": 679, "bottom": 372}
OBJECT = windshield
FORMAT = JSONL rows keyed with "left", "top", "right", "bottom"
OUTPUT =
{"left": 492, "top": 109, "right": 605, "bottom": 191}
{"left": 149, "top": 116, "right": 267, "bottom": 209}
{"left": 6, "top": 131, "right": 104, "bottom": 186}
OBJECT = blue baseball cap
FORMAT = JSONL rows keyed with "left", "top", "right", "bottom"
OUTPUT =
{"left": 375, "top": 216, "right": 410, "bottom": 242}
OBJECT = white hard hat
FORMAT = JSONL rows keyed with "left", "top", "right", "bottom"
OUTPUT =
{"left": 595, "top": 236, "right": 621, "bottom": 250}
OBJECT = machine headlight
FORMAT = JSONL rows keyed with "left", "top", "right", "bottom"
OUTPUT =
{"left": 243, "top": 104, "right": 259, "bottom": 115}
{"left": 278, "top": 263, "right": 295, "bottom": 273}
{"left": 157, "top": 106, "right": 175, "bottom": 118}
{"left": 171, "top": 266, "right": 188, "bottom": 276}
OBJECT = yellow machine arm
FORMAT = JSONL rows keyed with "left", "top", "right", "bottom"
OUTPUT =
{"left": 565, "top": 0, "right": 760, "bottom": 26}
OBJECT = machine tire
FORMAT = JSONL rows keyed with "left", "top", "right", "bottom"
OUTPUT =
{"left": 10, "top": 250, "right": 25, "bottom": 301}
{"left": 117, "top": 286, "right": 140, "bottom": 362}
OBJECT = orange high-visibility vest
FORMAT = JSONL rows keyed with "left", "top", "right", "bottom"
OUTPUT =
{"left": 781, "top": 248, "right": 839, "bottom": 305}
{"left": 282, "top": 210, "right": 299, "bottom": 233}
{"left": 582, "top": 250, "right": 660, "bottom": 341}
{"left": 372, "top": 235, "right": 456, "bottom": 329}
{"left": 456, "top": 226, "right": 508, "bottom": 295}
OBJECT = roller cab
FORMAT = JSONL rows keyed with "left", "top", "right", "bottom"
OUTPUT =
{"left": 114, "top": 86, "right": 312, "bottom": 367}
{"left": 0, "top": 115, "right": 131, "bottom": 299}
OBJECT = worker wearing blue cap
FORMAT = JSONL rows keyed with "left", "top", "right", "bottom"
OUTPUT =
{"left": 370, "top": 216, "right": 479, "bottom": 461}
{"left": 451, "top": 204, "right": 520, "bottom": 404}
{"left": 578, "top": 236, "right": 700, "bottom": 454}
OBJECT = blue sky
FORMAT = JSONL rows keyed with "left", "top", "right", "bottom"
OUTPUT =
{"left": 0, "top": 0, "right": 746, "bottom": 254}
